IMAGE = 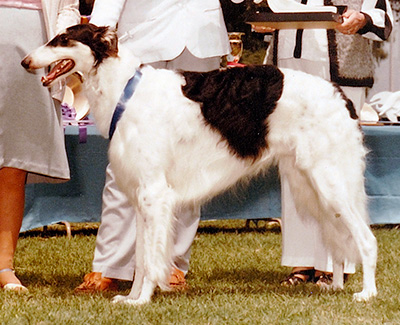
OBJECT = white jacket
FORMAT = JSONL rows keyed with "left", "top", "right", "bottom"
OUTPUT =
{"left": 41, "top": 0, "right": 80, "bottom": 39}
{"left": 90, "top": 0, "right": 230, "bottom": 63}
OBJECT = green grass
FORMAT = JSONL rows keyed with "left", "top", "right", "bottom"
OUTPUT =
{"left": 1, "top": 220, "right": 400, "bottom": 324}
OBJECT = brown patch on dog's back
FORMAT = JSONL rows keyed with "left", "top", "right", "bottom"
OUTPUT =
{"left": 182, "top": 65, "right": 284, "bottom": 159}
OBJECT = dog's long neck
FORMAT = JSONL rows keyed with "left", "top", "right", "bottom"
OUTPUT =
{"left": 84, "top": 46, "right": 141, "bottom": 138}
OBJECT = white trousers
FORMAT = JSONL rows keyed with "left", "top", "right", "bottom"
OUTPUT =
{"left": 92, "top": 49, "right": 221, "bottom": 280}
{"left": 278, "top": 58, "right": 365, "bottom": 273}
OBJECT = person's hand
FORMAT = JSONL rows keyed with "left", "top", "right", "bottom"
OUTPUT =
{"left": 251, "top": 25, "right": 276, "bottom": 33}
{"left": 336, "top": 9, "right": 367, "bottom": 35}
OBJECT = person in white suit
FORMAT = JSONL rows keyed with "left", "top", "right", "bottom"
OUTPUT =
{"left": 251, "top": 0, "right": 393, "bottom": 286}
{"left": 75, "top": 0, "right": 231, "bottom": 293}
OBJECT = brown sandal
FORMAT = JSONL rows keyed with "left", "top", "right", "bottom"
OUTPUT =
{"left": 169, "top": 268, "right": 189, "bottom": 291}
{"left": 281, "top": 269, "right": 315, "bottom": 287}
{"left": 74, "top": 272, "right": 118, "bottom": 294}
{"left": 315, "top": 272, "right": 349, "bottom": 289}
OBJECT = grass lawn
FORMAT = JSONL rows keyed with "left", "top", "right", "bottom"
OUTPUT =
{"left": 1, "top": 220, "right": 399, "bottom": 324}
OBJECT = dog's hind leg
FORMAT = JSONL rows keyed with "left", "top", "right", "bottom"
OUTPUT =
{"left": 282, "top": 156, "right": 377, "bottom": 300}
{"left": 346, "top": 221, "right": 377, "bottom": 301}
{"left": 304, "top": 165, "right": 378, "bottom": 301}
{"left": 329, "top": 207, "right": 377, "bottom": 301}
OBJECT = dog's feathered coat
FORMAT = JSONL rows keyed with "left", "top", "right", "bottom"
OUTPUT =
{"left": 22, "top": 24, "right": 377, "bottom": 305}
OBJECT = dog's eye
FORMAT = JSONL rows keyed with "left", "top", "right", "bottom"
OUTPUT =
{"left": 59, "top": 35, "right": 69, "bottom": 46}
{"left": 49, "top": 34, "right": 70, "bottom": 47}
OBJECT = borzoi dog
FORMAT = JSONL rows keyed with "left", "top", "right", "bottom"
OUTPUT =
{"left": 22, "top": 24, "right": 377, "bottom": 304}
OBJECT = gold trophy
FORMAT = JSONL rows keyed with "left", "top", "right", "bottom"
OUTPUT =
{"left": 227, "top": 32, "right": 245, "bottom": 65}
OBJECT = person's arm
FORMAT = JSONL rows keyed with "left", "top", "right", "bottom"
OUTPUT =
{"left": 56, "top": 0, "right": 80, "bottom": 33}
{"left": 336, "top": 9, "right": 368, "bottom": 35}
{"left": 89, "top": 0, "right": 127, "bottom": 28}
{"left": 337, "top": 0, "right": 393, "bottom": 41}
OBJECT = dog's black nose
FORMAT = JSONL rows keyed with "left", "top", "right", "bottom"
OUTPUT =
{"left": 21, "top": 57, "right": 31, "bottom": 70}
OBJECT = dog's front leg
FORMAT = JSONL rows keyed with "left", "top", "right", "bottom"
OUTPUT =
{"left": 112, "top": 276, "right": 156, "bottom": 306}
{"left": 332, "top": 262, "right": 344, "bottom": 291}
{"left": 112, "top": 211, "right": 154, "bottom": 305}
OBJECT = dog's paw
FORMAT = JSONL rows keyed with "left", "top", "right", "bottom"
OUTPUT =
{"left": 317, "top": 283, "right": 333, "bottom": 291}
{"left": 353, "top": 289, "right": 377, "bottom": 302}
{"left": 111, "top": 294, "right": 150, "bottom": 306}
{"left": 332, "top": 283, "right": 344, "bottom": 291}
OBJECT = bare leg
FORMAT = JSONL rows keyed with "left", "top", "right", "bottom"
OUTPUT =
{"left": 0, "top": 167, "right": 27, "bottom": 287}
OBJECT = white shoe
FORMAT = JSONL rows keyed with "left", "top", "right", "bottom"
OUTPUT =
{"left": 3, "top": 283, "right": 28, "bottom": 293}
{"left": 0, "top": 268, "right": 28, "bottom": 293}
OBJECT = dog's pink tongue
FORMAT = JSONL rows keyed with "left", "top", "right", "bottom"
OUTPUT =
{"left": 42, "top": 59, "right": 75, "bottom": 86}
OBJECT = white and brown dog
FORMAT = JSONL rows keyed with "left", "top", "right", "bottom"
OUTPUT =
{"left": 22, "top": 24, "right": 377, "bottom": 305}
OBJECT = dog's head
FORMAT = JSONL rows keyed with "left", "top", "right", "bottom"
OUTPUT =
{"left": 21, "top": 24, "right": 118, "bottom": 87}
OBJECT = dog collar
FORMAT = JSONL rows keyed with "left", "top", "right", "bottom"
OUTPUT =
{"left": 109, "top": 68, "right": 142, "bottom": 139}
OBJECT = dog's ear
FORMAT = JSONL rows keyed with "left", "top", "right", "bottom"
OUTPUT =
{"left": 89, "top": 24, "right": 118, "bottom": 66}
{"left": 101, "top": 26, "right": 119, "bottom": 55}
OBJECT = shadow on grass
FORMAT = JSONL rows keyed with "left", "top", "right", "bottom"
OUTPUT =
{"left": 185, "top": 266, "right": 357, "bottom": 299}
{"left": 16, "top": 267, "right": 352, "bottom": 303}
{"left": 16, "top": 270, "right": 132, "bottom": 299}
{"left": 197, "top": 224, "right": 281, "bottom": 235}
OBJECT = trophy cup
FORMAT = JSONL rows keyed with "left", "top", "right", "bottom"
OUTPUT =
{"left": 227, "top": 32, "right": 245, "bottom": 65}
